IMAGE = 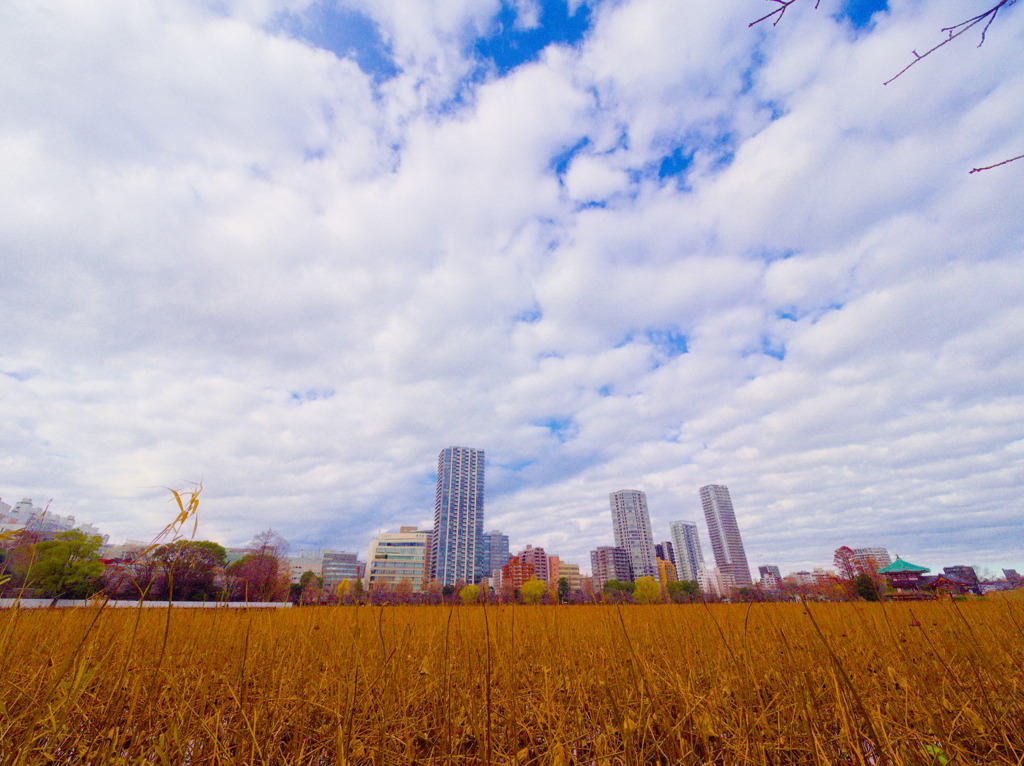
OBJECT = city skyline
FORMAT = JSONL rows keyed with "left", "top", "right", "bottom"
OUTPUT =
{"left": 3, "top": 2, "right": 1022, "bottom": 577}
{"left": 4, "top": 478, "right": 1017, "bottom": 581}
{"left": 9, "top": 481, "right": 1015, "bottom": 589}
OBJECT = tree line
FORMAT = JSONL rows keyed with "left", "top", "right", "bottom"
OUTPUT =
{"left": 0, "top": 527, "right": 294, "bottom": 603}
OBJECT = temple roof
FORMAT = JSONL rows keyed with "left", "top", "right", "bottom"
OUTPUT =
{"left": 878, "top": 556, "right": 930, "bottom": 574}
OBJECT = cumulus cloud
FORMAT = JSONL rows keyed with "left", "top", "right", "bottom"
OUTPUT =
{"left": 1, "top": 0, "right": 1021, "bottom": 576}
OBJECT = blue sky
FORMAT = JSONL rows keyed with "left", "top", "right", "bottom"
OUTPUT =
{"left": 842, "top": 0, "right": 889, "bottom": 28}
{"left": 275, "top": 2, "right": 400, "bottom": 81}
{"left": 1, "top": 0, "right": 1022, "bottom": 577}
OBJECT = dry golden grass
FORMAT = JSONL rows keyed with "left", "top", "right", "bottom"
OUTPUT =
{"left": 1, "top": 598, "right": 1022, "bottom": 765}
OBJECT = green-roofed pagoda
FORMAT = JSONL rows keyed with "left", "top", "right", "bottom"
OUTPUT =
{"left": 878, "top": 556, "right": 931, "bottom": 599}
{"left": 877, "top": 557, "right": 930, "bottom": 575}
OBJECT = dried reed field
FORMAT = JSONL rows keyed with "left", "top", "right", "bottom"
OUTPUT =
{"left": 2, "top": 598, "right": 1022, "bottom": 765}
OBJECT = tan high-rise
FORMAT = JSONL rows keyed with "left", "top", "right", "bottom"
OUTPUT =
{"left": 699, "top": 484, "right": 752, "bottom": 589}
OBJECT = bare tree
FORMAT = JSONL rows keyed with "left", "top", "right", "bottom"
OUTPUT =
{"left": 750, "top": 0, "right": 1021, "bottom": 172}
{"left": 227, "top": 551, "right": 289, "bottom": 602}
{"left": 248, "top": 528, "right": 290, "bottom": 558}
{"left": 222, "top": 529, "right": 291, "bottom": 602}
{"left": 833, "top": 545, "right": 859, "bottom": 582}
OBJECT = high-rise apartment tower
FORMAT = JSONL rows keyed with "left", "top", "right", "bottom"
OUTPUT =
{"left": 852, "top": 547, "right": 892, "bottom": 572}
{"left": 482, "top": 530, "right": 510, "bottom": 578}
{"left": 431, "top": 447, "right": 485, "bottom": 586}
{"left": 669, "top": 520, "right": 706, "bottom": 583}
{"left": 699, "top": 484, "right": 753, "bottom": 588}
{"left": 609, "top": 490, "right": 657, "bottom": 580}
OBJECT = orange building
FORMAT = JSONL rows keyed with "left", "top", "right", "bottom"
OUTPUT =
{"left": 547, "top": 555, "right": 561, "bottom": 584}
{"left": 501, "top": 555, "right": 535, "bottom": 591}
{"left": 657, "top": 558, "right": 677, "bottom": 588}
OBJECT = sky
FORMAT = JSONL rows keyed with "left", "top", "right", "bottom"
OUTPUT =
{"left": 2, "top": 0, "right": 1022, "bottom": 577}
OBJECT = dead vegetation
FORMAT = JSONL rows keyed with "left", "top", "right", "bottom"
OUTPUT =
{"left": 1, "top": 597, "right": 1022, "bottom": 764}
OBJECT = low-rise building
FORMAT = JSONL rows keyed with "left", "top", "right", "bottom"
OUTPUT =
{"left": 943, "top": 565, "right": 979, "bottom": 586}
{"left": 363, "top": 527, "right": 428, "bottom": 592}
{"left": 288, "top": 551, "right": 326, "bottom": 584}
{"left": 547, "top": 554, "right": 561, "bottom": 585}
{"left": 758, "top": 565, "right": 782, "bottom": 590}
{"left": 558, "top": 562, "right": 582, "bottom": 592}
{"left": 500, "top": 555, "right": 536, "bottom": 592}
{"left": 0, "top": 498, "right": 107, "bottom": 542}
{"left": 657, "top": 558, "right": 677, "bottom": 588}
{"left": 519, "top": 545, "right": 549, "bottom": 585}
{"left": 324, "top": 551, "right": 364, "bottom": 588}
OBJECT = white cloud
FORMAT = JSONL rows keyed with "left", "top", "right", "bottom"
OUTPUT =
{"left": 1, "top": 0, "right": 1022, "bottom": 577}
{"left": 510, "top": 0, "right": 542, "bottom": 31}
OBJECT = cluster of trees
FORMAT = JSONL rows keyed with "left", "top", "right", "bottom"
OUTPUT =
{"left": 103, "top": 540, "right": 231, "bottom": 601}
{"left": 0, "top": 530, "right": 106, "bottom": 600}
{"left": 833, "top": 546, "right": 886, "bottom": 601}
{"left": 222, "top": 530, "right": 291, "bottom": 602}
{"left": 599, "top": 577, "right": 698, "bottom": 604}
{"left": 0, "top": 527, "right": 295, "bottom": 603}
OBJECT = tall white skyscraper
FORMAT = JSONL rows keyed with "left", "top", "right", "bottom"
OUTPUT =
{"left": 609, "top": 489, "right": 657, "bottom": 580}
{"left": 699, "top": 484, "right": 753, "bottom": 588}
{"left": 669, "top": 520, "right": 706, "bottom": 583}
{"left": 431, "top": 447, "right": 485, "bottom": 586}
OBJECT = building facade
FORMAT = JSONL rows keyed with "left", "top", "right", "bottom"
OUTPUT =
{"left": 654, "top": 541, "right": 675, "bottom": 565}
{"left": 669, "top": 520, "right": 706, "bottom": 583}
{"left": 0, "top": 498, "right": 107, "bottom": 541}
{"left": 547, "top": 555, "right": 561, "bottom": 584}
{"left": 590, "top": 546, "right": 633, "bottom": 592}
{"left": 499, "top": 554, "right": 536, "bottom": 592}
{"left": 943, "top": 565, "right": 979, "bottom": 586}
{"left": 699, "top": 485, "right": 753, "bottom": 589}
{"left": 758, "top": 564, "right": 782, "bottom": 590}
{"left": 482, "top": 530, "right": 509, "bottom": 578}
{"left": 557, "top": 562, "right": 582, "bottom": 592}
{"left": 609, "top": 490, "right": 657, "bottom": 580}
{"left": 657, "top": 558, "right": 677, "bottom": 588}
{"left": 852, "top": 547, "right": 892, "bottom": 572}
{"left": 287, "top": 551, "right": 326, "bottom": 584}
{"left": 519, "top": 545, "right": 549, "bottom": 585}
{"left": 431, "top": 447, "right": 485, "bottom": 586}
{"left": 364, "top": 527, "right": 430, "bottom": 592}
{"left": 321, "top": 551, "right": 364, "bottom": 588}
{"left": 704, "top": 566, "right": 727, "bottom": 597}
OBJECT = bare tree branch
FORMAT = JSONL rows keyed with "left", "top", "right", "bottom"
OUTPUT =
{"left": 750, "top": 0, "right": 1021, "bottom": 172}
{"left": 749, "top": 0, "right": 821, "bottom": 29}
{"left": 884, "top": 1, "right": 1016, "bottom": 85}
{"left": 970, "top": 152, "right": 1024, "bottom": 173}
